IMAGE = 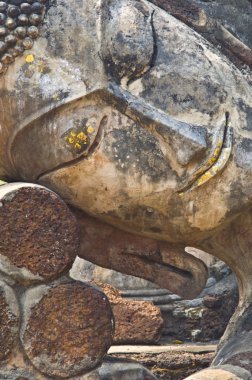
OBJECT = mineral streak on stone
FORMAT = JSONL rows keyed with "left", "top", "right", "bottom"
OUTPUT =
{"left": 0, "top": 183, "right": 79, "bottom": 284}
{"left": 0, "top": 0, "right": 48, "bottom": 75}
{"left": 0, "top": 279, "right": 19, "bottom": 362}
{"left": 21, "top": 280, "right": 114, "bottom": 378}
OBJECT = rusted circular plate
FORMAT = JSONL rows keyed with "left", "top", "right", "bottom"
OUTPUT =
{"left": 0, "top": 280, "right": 19, "bottom": 362}
{"left": 21, "top": 280, "right": 114, "bottom": 378}
{"left": 0, "top": 184, "right": 79, "bottom": 283}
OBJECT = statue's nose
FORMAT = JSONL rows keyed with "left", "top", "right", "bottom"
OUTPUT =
{"left": 104, "top": 83, "right": 208, "bottom": 167}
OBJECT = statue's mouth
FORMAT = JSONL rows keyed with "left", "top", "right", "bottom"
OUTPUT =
{"left": 178, "top": 114, "right": 233, "bottom": 194}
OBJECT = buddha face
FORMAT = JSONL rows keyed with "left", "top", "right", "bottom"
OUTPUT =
{"left": 0, "top": 0, "right": 252, "bottom": 243}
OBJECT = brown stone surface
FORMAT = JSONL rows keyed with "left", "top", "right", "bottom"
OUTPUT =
{"left": 201, "top": 295, "right": 237, "bottom": 341}
{"left": 0, "top": 280, "right": 19, "bottom": 362}
{"left": 21, "top": 280, "right": 114, "bottom": 378}
{"left": 0, "top": 184, "right": 79, "bottom": 283}
{"left": 95, "top": 282, "right": 164, "bottom": 344}
{"left": 161, "top": 274, "right": 238, "bottom": 342}
{"left": 203, "top": 295, "right": 223, "bottom": 309}
{"left": 110, "top": 350, "right": 214, "bottom": 380}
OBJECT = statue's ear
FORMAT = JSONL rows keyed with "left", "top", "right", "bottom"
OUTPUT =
{"left": 100, "top": 0, "right": 155, "bottom": 83}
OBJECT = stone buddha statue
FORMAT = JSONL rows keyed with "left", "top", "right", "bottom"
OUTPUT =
{"left": 0, "top": 0, "right": 252, "bottom": 379}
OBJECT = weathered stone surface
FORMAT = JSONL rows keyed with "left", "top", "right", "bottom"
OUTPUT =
{"left": 74, "top": 211, "right": 208, "bottom": 300}
{"left": 203, "top": 295, "right": 223, "bottom": 309}
{"left": 160, "top": 273, "right": 238, "bottom": 342}
{"left": 110, "top": 349, "right": 214, "bottom": 380}
{"left": 101, "top": 0, "right": 154, "bottom": 83}
{"left": 99, "top": 358, "right": 157, "bottom": 380}
{"left": 0, "top": 365, "right": 101, "bottom": 380}
{"left": 71, "top": 256, "right": 159, "bottom": 291}
{"left": 224, "top": 353, "right": 252, "bottom": 376}
{"left": 184, "top": 367, "right": 251, "bottom": 380}
{"left": 192, "top": 0, "right": 252, "bottom": 50}
{"left": 0, "top": 369, "right": 36, "bottom": 380}
{"left": 0, "top": 0, "right": 252, "bottom": 379}
{"left": 217, "top": 366, "right": 252, "bottom": 380}
{"left": 0, "top": 279, "right": 19, "bottom": 362}
{"left": 149, "top": 0, "right": 252, "bottom": 69}
{"left": 1, "top": 0, "right": 250, "bottom": 247}
{"left": 212, "top": 304, "right": 252, "bottom": 373}
{"left": 200, "top": 275, "right": 238, "bottom": 341}
{"left": 0, "top": 357, "right": 102, "bottom": 380}
{"left": 95, "top": 282, "right": 164, "bottom": 344}
{"left": 184, "top": 369, "right": 240, "bottom": 380}
{"left": 0, "top": 183, "right": 79, "bottom": 284}
{"left": 21, "top": 280, "right": 114, "bottom": 378}
{"left": 0, "top": 350, "right": 163, "bottom": 380}
{"left": 73, "top": 255, "right": 237, "bottom": 344}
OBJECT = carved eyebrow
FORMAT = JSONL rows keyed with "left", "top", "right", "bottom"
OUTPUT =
{"left": 0, "top": 0, "right": 48, "bottom": 75}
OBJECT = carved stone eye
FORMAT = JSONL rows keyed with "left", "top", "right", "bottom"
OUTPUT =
{"left": 11, "top": 102, "right": 108, "bottom": 181}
